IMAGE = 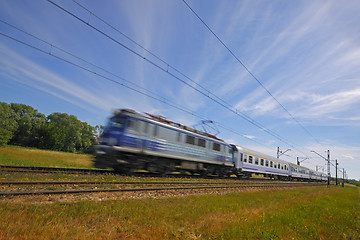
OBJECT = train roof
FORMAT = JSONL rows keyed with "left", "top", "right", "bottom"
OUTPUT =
{"left": 288, "top": 162, "right": 312, "bottom": 170}
{"left": 113, "top": 109, "right": 226, "bottom": 143}
{"left": 234, "top": 145, "right": 289, "bottom": 164}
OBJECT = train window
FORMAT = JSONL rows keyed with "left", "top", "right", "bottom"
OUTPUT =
{"left": 143, "top": 122, "right": 149, "bottom": 133}
{"left": 260, "top": 159, "right": 264, "bottom": 166}
{"left": 128, "top": 120, "right": 138, "bottom": 131}
{"left": 265, "top": 160, "right": 269, "bottom": 167}
{"left": 270, "top": 161, "right": 273, "bottom": 167}
{"left": 186, "top": 135, "right": 195, "bottom": 145}
{"left": 177, "top": 132, "right": 181, "bottom": 142}
{"left": 278, "top": 164, "right": 281, "bottom": 169}
{"left": 198, "top": 138, "right": 206, "bottom": 148}
{"left": 255, "top": 157, "right": 259, "bottom": 165}
{"left": 109, "top": 116, "right": 125, "bottom": 128}
{"left": 213, "top": 143, "right": 220, "bottom": 151}
{"left": 128, "top": 120, "right": 134, "bottom": 129}
{"left": 281, "top": 165, "right": 284, "bottom": 170}
{"left": 248, "top": 156, "right": 253, "bottom": 164}
{"left": 153, "top": 125, "right": 158, "bottom": 136}
{"left": 243, "top": 155, "right": 247, "bottom": 162}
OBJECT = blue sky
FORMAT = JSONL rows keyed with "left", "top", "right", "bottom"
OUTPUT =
{"left": 1, "top": 0, "right": 359, "bottom": 180}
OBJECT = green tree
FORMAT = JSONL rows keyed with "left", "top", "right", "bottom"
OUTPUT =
{"left": 0, "top": 102, "right": 18, "bottom": 145}
{"left": 39, "top": 112, "right": 95, "bottom": 152}
{"left": 10, "top": 103, "right": 46, "bottom": 147}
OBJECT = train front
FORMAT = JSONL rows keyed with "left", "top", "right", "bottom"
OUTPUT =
{"left": 94, "top": 111, "right": 126, "bottom": 169}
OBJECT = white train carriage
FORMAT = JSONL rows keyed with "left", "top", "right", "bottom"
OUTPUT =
{"left": 289, "top": 163, "right": 311, "bottom": 180}
{"left": 233, "top": 145, "right": 289, "bottom": 179}
{"left": 309, "top": 170, "right": 326, "bottom": 181}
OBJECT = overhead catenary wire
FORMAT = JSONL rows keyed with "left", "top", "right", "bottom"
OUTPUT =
{"left": 70, "top": 0, "right": 291, "bottom": 147}
{"left": 45, "top": 0, "right": 314, "bottom": 159}
{"left": 181, "top": 0, "right": 322, "bottom": 146}
{"left": 0, "top": 28, "right": 273, "bottom": 151}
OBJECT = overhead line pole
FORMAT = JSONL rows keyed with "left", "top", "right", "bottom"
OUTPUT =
{"left": 296, "top": 157, "right": 309, "bottom": 166}
{"left": 335, "top": 160, "right": 338, "bottom": 185}
{"left": 327, "top": 150, "right": 330, "bottom": 186}
{"left": 311, "top": 150, "right": 331, "bottom": 186}
{"left": 277, "top": 147, "right": 291, "bottom": 159}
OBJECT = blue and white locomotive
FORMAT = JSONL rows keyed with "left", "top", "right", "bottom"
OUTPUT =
{"left": 95, "top": 109, "right": 234, "bottom": 176}
{"left": 95, "top": 109, "right": 327, "bottom": 181}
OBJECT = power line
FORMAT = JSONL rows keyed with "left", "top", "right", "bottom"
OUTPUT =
{"left": 0, "top": 27, "right": 273, "bottom": 151}
{"left": 45, "top": 0, "right": 312, "bottom": 158}
{"left": 181, "top": 0, "right": 322, "bottom": 145}
{"left": 70, "top": 0, "right": 290, "bottom": 144}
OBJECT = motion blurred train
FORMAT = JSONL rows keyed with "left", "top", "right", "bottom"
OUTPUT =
{"left": 94, "top": 109, "right": 327, "bottom": 181}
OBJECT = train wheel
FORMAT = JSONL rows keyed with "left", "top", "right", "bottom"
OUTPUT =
{"left": 146, "top": 163, "right": 158, "bottom": 173}
{"left": 199, "top": 170, "right": 209, "bottom": 178}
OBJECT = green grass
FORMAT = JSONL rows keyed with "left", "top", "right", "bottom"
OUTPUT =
{"left": 212, "top": 187, "right": 360, "bottom": 239}
{"left": 0, "top": 145, "right": 359, "bottom": 239}
{"left": 0, "top": 186, "right": 358, "bottom": 239}
{"left": 0, "top": 145, "right": 94, "bottom": 169}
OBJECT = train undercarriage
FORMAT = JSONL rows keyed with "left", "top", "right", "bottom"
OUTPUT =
{"left": 94, "top": 147, "right": 236, "bottom": 178}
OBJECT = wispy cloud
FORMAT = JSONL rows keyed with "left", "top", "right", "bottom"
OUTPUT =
{"left": 0, "top": 43, "right": 114, "bottom": 113}
{"left": 204, "top": 0, "right": 360, "bottom": 128}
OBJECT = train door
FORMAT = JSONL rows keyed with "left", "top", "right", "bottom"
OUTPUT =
{"left": 231, "top": 145, "right": 242, "bottom": 169}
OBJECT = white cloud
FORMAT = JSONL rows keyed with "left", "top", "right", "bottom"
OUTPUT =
{"left": 0, "top": 43, "right": 114, "bottom": 113}
{"left": 243, "top": 135, "right": 256, "bottom": 139}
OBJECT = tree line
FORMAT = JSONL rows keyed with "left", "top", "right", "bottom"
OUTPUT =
{"left": 0, "top": 102, "right": 103, "bottom": 153}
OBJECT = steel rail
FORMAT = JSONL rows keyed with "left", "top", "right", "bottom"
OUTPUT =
{"left": 0, "top": 165, "right": 330, "bottom": 182}
{"left": 0, "top": 165, "right": 113, "bottom": 174}
{"left": 0, "top": 182, "right": 326, "bottom": 196}
{"left": 0, "top": 180, "right": 304, "bottom": 185}
{"left": 0, "top": 165, "right": 278, "bottom": 180}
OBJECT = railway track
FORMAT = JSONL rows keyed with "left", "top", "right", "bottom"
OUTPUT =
{"left": 0, "top": 180, "right": 326, "bottom": 196}
{"left": 0, "top": 165, "right": 114, "bottom": 174}
{"left": 0, "top": 165, "right": 292, "bottom": 181}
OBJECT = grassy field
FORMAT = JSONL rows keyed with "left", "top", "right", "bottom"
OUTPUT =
{"left": 1, "top": 145, "right": 359, "bottom": 239}
{"left": 0, "top": 145, "right": 94, "bottom": 169}
{"left": 0, "top": 186, "right": 358, "bottom": 239}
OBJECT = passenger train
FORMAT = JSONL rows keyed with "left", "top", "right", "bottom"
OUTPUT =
{"left": 94, "top": 109, "right": 327, "bottom": 181}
